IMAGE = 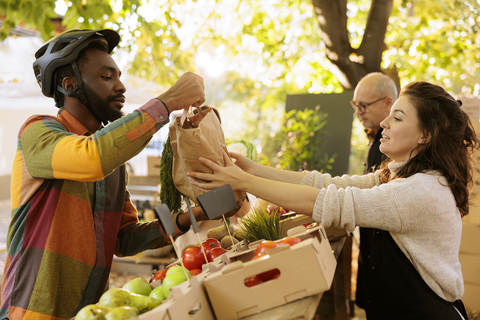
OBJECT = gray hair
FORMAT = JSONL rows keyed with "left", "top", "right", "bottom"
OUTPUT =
{"left": 360, "top": 72, "right": 398, "bottom": 101}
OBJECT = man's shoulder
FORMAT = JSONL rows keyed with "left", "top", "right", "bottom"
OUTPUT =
{"left": 23, "top": 113, "right": 60, "bottom": 125}
{"left": 18, "top": 114, "right": 64, "bottom": 137}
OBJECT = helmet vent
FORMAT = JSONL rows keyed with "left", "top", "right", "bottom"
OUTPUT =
{"left": 51, "top": 38, "right": 77, "bottom": 53}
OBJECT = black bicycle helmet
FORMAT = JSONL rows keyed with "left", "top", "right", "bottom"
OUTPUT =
{"left": 33, "top": 29, "right": 120, "bottom": 101}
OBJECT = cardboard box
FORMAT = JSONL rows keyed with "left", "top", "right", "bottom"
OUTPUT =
{"left": 460, "top": 222, "right": 480, "bottom": 255}
{"left": 138, "top": 272, "right": 214, "bottom": 320}
{"left": 459, "top": 221, "right": 480, "bottom": 312}
{"left": 464, "top": 204, "right": 480, "bottom": 226}
{"left": 147, "top": 156, "right": 162, "bottom": 177}
{"left": 463, "top": 282, "right": 480, "bottom": 312}
{"left": 279, "top": 213, "right": 349, "bottom": 241}
{"left": 466, "top": 185, "right": 480, "bottom": 226}
{"left": 226, "top": 225, "right": 332, "bottom": 263}
{"left": 204, "top": 226, "right": 336, "bottom": 319}
{"left": 459, "top": 253, "right": 480, "bottom": 286}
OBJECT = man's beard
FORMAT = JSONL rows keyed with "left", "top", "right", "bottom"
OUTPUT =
{"left": 83, "top": 84, "right": 124, "bottom": 125}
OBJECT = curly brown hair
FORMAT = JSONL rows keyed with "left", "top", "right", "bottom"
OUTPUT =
{"left": 379, "top": 81, "right": 479, "bottom": 216}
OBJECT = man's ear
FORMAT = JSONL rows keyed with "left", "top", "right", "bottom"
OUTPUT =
{"left": 61, "top": 76, "right": 77, "bottom": 91}
{"left": 384, "top": 96, "right": 394, "bottom": 109}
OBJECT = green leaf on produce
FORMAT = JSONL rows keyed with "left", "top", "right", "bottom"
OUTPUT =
{"left": 237, "top": 206, "right": 284, "bottom": 241}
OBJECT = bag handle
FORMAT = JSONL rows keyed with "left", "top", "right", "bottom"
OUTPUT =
{"left": 180, "top": 102, "right": 205, "bottom": 127}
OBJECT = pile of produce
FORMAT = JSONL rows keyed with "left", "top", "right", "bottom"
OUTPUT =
{"left": 76, "top": 266, "right": 192, "bottom": 320}
{"left": 75, "top": 216, "right": 309, "bottom": 319}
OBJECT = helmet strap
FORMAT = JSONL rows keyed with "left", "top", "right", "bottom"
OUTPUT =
{"left": 56, "top": 61, "right": 106, "bottom": 125}
{"left": 56, "top": 61, "right": 89, "bottom": 103}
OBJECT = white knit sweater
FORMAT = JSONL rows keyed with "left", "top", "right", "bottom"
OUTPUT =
{"left": 301, "top": 162, "right": 464, "bottom": 302}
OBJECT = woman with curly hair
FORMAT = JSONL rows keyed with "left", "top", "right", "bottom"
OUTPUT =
{"left": 189, "top": 81, "right": 476, "bottom": 319}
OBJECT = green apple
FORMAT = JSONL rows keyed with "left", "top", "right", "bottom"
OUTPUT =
{"left": 122, "top": 277, "right": 152, "bottom": 296}
{"left": 149, "top": 286, "right": 166, "bottom": 302}
{"left": 166, "top": 266, "right": 191, "bottom": 277}
{"left": 162, "top": 271, "right": 189, "bottom": 299}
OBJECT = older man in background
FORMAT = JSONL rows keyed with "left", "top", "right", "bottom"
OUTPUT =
{"left": 350, "top": 72, "right": 398, "bottom": 310}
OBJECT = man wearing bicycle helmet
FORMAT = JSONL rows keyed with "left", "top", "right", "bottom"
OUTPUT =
{"left": 0, "top": 29, "right": 241, "bottom": 320}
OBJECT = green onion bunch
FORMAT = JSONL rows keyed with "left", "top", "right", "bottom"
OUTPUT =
{"left": 237, "top": 206, "right": 285, "bottom": 241}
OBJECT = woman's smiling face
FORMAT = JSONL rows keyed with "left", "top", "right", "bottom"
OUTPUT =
{"left": 379, "top": 95, "right": 427, "bottom": 163}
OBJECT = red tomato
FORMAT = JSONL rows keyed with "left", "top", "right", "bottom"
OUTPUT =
{"left": 256, "top": 268, "right": 280, "bottom": 282}
{"left": 277, "top": 237, "right": 302, "bottom": 247}
{"left": 266, "top": 205, "right": 290, "bottom": 216}
{"left": 189, "top": 268, "right": 202, "bottom": 276}
{"left": 150, "top": 268, "right": 168, "bottom": 284}
{"left": 253, "top": 240, "right": 278, "bottom": 259}
{"left": 201, "top": 238, "right": 222, "bottom": 254}
{"left": 207, "top": 247, "right": 227, "bottom": 262}
{"left": 182, "top": 246, "right": 206, "bottom": 270}
{"left": 244, "top": 275, "right": 263, "bottom": 287}
{"left": 303, "top": 222, "right": 318, "bottom": 230}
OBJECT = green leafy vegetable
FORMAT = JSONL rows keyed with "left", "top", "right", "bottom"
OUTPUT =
{"left": 237, "top": 206, "right": 284, "bottom": 242}
{"left": 159, "top": 134, "right": 183, "bottom": 214}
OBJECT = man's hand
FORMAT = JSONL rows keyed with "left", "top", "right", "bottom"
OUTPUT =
{"left": 222, "top": 199, "right": 247, "bottom": 218}
{"left": 184, "top": 198, "right": 246, "bottom": 223}
{"left": 157, "top": 72, "right": 205, "bottom": 113}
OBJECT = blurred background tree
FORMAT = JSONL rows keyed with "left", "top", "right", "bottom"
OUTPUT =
{"left": 1, "top": 0, "right": 479, "bottom": 172}
{"left": 261, "top": 106, "right": 336, "bottom": 172}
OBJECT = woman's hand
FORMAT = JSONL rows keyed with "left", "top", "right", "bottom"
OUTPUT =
{"left": 229, "top": 152, "right": 256, "bottom": 175}
{"left": 188, "top": 149, "right": 249, "bottom": 193}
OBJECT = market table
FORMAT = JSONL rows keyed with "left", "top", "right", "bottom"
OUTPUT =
{"left": 111, "top": 233, "right": 346, "bottom": 320}
{"left": 112, "top": 251, "right": 176, "bottom": 275}
{"left": 113, "top": 237, "right": 346, "bottom": 320}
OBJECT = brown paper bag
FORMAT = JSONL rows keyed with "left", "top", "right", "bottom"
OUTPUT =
{"left": 169, "top": 106, "right": 246, "bottom": 205}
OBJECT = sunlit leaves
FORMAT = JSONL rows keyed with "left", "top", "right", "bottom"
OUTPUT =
{"left": 0, "top": 0, "right": 56, "bottom": 40}
{"left": 3, "top": 0, "right": 480, "bottom": 164}
{"left": 385, "top": 0, "right": 480, "bottom": 94}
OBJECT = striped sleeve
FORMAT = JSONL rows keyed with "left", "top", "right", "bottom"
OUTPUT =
{"left": 20, "top": 99, "right": 169, "bottom": 182}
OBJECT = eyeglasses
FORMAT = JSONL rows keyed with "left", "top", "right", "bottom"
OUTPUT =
{"left": 350, "top": 96, "right": 387, "bottom": 113}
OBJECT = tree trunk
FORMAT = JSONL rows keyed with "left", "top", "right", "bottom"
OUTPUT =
{"left": 311, "top": 0, "right": 395, "bottom": 90}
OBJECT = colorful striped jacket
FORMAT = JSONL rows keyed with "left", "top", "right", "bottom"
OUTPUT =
{"left": 1, "top": 99, "right": 173, "bottom": 320}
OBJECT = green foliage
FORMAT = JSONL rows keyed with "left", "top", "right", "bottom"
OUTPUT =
{"left": 159, "top": 135, "right": 183, "bottom": 214}
{"left": 3, "top": 0, "right": 480, "bottom": 163}
{"left": 382, "top": 0, "right": 480, "bottom": 94}
{"left": 237, "top": 206, "right": 284, "bottom": 241}
{"left": 261, "top": 106, "right": 336, "bottom": 172}
{"left": 0, "top": 0, "right": 56, "bottom": 40}
{"left": 4, "top": 0, "right": 480, "bottom": 94}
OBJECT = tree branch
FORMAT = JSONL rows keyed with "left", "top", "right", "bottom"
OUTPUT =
{"left": 311, "top": 0, "right": 395, "bottom": 89}
{"left": 311, "top": 0, "right": 362, "bottom": 89}
{"left": 358, "top": 0, "right": 394, "bottom": 70}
